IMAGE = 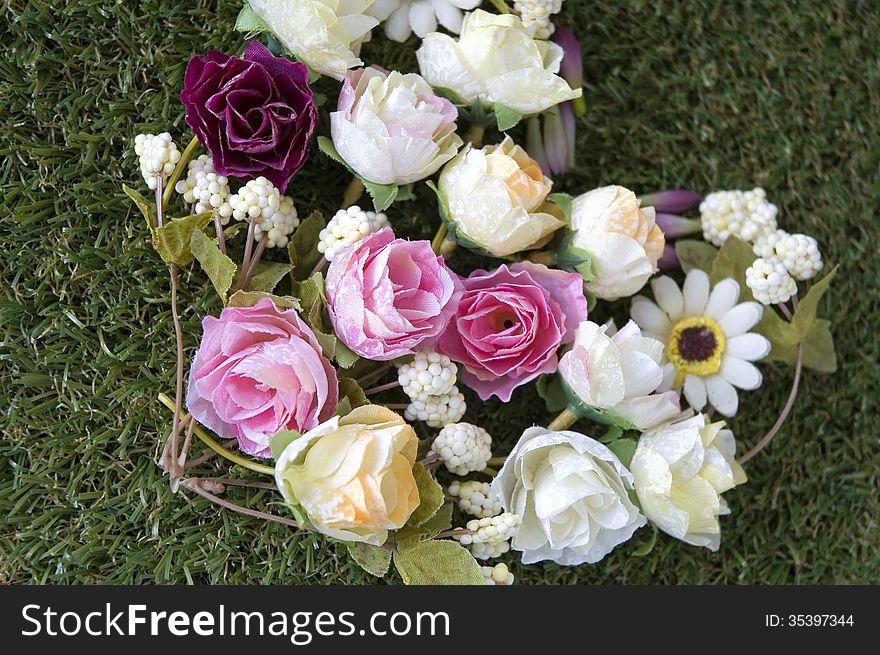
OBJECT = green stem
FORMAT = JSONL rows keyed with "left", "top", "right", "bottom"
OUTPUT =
{"left": 467, "top": 125, "right": 485, "bottom": 148}
{"left": 162, "top": 135, "right": 200, "bottom": 211}
{"left": 158, "top": 393, "right": 275, "bottom": 476}
{"left": 430, "top": 223, "right": 448, "bottom": 254}
{"left": 547, "top": 407, "right": 578, "bottom": 431}
{"left": 488, "top": 0, "right": 510, "bottom": 14}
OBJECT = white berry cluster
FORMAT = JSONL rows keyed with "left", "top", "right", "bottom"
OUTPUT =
{"left": 404, "top": 387, "right": 466, "bottom": 428}
{"left": 455, "top": 513, "right": 521, "bottom": 560}
{"left": 397, "top": 351, "right": 457, "bottom": 400}
{"left": 134, "top": 133, "right": 180, "bottom": 189}
{"left": 746, "top": 257, "right": 798, "bottom": 305}
{"left": 753, "top": 230, "right": 823, "bottom": 281}
{"left": 481, "top": 563, "right": 514, "bottom": 586}
{"left": 447, "top": 480, "right": 501, "bottom": 518}
{"left": 699, "top": 188, "right": 778, "bottom": 246}
{"left": 174, "top": 155, "right": 230, "bottom": 217}
{"left": 430, "top": 422, "right": 492, "bottom": 475}
{"left": 514, "top": 0, "right": 563, "bottom": 39}
{"left": 225, "top": 177, "right": 299, "bottom": 248}
{"left": 317, "top": 205, "right": 389, "bottom": 261}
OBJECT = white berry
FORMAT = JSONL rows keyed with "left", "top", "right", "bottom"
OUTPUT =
{"left": 174, "top": 155, "right": 231, "bottom": 218}
{"left": 448, "top": 480, "right": 502, "bottom": 518}
{"left": 455, "top": 513, "right": 521, "bottom": 559}
{"left": 318, "top": 205, "right": 389, "bottom": 261}
{"left": 227, "top": 177, "right": 299, "bottom": 248}
{"left": 481, "top": 563, "right": 514, "bottom": 585}
{"left": 754, "top": 230, "right": 822, "bottom": 281}
{"left": 430, "top": 422, "right": 492, "bottom": 475}
{"left": 699, "top": 187, "right": 778, "bottom": 246}
{"left": 134, "top": 132, "right": 180, "bottom": 189}
{"left": 468, "top": 541, "right": 511, "bottom": 560}
{"left": 514, "top": 0, "right": 563, "bottom": 39}
{"left": 746, "top": 257, "right": 798, "bottom": 305}
{"left": 404, "top": 386, "right": 466, "bottom": 428}
{"left": 397, "top": 351, "right": 458, "bottom": 401}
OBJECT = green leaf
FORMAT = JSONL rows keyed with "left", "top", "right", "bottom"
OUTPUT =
{"left": 632, "top": 524, "right": 658, "bottom": 557}
{"left": 756, "top": 308, "right": 801, "bottom": 363}
{"left": 494, "top": 104, "right": 523, "bottom": 131}
{"left": 314, "top": 329, "right": 360, "bottom": 369}
{"left": 709, "top": 236, "right": 754, "bottom": 287}
{"left": 347, "top": 542, "right": 392, "bottom": 578}
{"left": 153, "top": 211, "right": 213, "bottom": 266}
{"left": 291, "top": 271, "right": 326, "bottom": 330}
{"left": 338, "top": 377, "right": 369, "bottom": 410}
{"left": 432, "top": 86, "right": 466, "bottom": 105}
{"left": 791, "top": 265, "right": 837, "bottom": 338}
{"left": 556, "top": 231, "right": 597, "bottom": 283}
{"left": 246, "top": 261, "right": 293, "bottom": 294}
{"left": 393, "top": 540, "right": 484, "bottom": 585}
{"left": 234, "top": 3, "right": 269, "bottom": 32}
{"left": 675, "top": 240, "right": 718, "bottom": 274}
{"left": 287, "top": 211, "right": 326, "bottom": 282}
{"left": 536, "top": 374, "right": 567, "bottom": 413}
{"left": 561, "top": 378, "right": 638, "bottom": 430}
{"left": 316, "top": 135, "right": 346, "bottom": 166}
{"left": 548, "top": 192, "right": 573, "bottom": 224}
{"left": 598, "top": 426, "right": 624, "bottom": 444}
{"left": 363, "top": 179, "right": 399, "bottom": 213}
{"left": 606, "top": 438, "right": 637, "bottom": 468}
{"left": 799, "top": 318, "right": 837, "bottom": 373}
{"left": 191, "top": 228, "right": 238, "bottom": 302}
{"left": 407, "top": 464, "right": 445, "bottom": 528}
{"left": 394, "top": 503, "right": 453, "bottom": 548}
{"left": 395, "top": 184, "right": 415, "bottom": 202}
{"left": 226, "top": 290, "right": 301, "bottom": 310}
{"left": 270, "top": 429, "right": 300, "bottom": 461}
{"left": 123, "top": 184, "right": 156, "bottom": 230}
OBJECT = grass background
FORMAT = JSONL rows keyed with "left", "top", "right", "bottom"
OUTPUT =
{"left": 1, "top": 0, "right": 878, "bottom": 584}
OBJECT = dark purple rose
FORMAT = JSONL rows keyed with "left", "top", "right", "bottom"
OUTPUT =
{"left": 181, "top": 41, "right": 318, "bottom": 192}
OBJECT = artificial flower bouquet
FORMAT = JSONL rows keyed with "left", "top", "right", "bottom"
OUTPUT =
{"left": 125, "top": 0, "right": 837, "bottom": 585}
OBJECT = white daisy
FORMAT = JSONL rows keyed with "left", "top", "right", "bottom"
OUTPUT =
{"left": 368, "top": 0, "right": 482, "bottom": 42}
{"left": 630, "top": 269, "right": 771, "bottom": 417}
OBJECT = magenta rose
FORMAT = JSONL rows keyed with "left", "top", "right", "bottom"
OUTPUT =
{"left": 181, "top": 40, "right": 318, "bottom": 192}
{"left": 438, "top": 262, "right": 588, "bottom": 402}
{"left": 186, "top": 298, "right": 338, "bottom": 459}
{"left": 326, "top": 227, "right": 461, "bottom": 361}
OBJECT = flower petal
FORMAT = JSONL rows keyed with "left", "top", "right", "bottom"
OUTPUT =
{"left": 705, "top": 375, "right": 739, "bottom": 417}
{"left": 703, "top": 278, "right": 740, "bottom": 321}
{"left": 720, "top": 357, "right": 763, "bottom": 390}
{"left": 683, "top": 374, "right": 707, "bottom": 411}
{"left": 630, "top": 297, "right": 672, "bottom": 339}
{"left": 651, "top": 276, "right": 684, "bottom": 322}
{"left": 726, "top": 333, "right": 771, "bottom": 361}
{"left": 719, "top": 302, "right": 763, "bottom": 337}
{"left": 682, "top": 269, "right": 710, "bottom": 316}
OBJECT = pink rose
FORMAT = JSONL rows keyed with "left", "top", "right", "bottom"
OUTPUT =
{"left": 326, "top": 227, "right": 461, "bottom": 360}
{"left": 186, "top": 298, "right": 338, "bottom": 459}
{"left": 438, "top": 261, "right": 588, "bottom": 401}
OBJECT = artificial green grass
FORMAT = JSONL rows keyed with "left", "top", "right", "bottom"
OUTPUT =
{"left": 1, "top": 0, "right": 878, "bottom": 585}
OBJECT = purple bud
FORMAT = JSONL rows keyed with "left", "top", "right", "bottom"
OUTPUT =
{"left": 658, "top": 244, "right": 680, "bottom": 271}
{"left": 543, "top": 106, "right": 567, "bottom": 176}
{"left": 560, "top": 101, "right": 576, "bottom": 170}
{"left": 654, "top": 212, "right": 702, "bottom": 238}
{"left": 639, "top": 189, "right": 701, "bottom": 214}
{"left": 526, "top": 116, "right": 551, "bottom": 176}
{"left": 552, "top": 26, "right": 583, "bottom": 88}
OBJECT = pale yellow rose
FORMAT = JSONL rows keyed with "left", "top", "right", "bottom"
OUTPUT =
{"left": 416, "top": 9, "right": 581, "bottom": 114}
{"left": 274, "top": 405, "right": 420, "bottom": 545}
{"left": 438, "top": 136, "right": 564, "bottom": 257}
{"left": 248, "top": 0, "right": 379, "bottom": 81}
{"left": 566, "top": 185, "right": 666, "bottom": 300}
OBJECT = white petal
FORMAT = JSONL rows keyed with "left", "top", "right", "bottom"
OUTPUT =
{"left": 683, "top": 375, "right": 707, "bottom": 411}
{"left": 651, "top": 276, "right": 684, "bottom": 322}
{"left": 433, "top": 0, "right": 465, "bottom": 33}
{"left": 720, "top": 357, "right": 763, "bottom": 390}
{"left": 682, "top": 269, "right": 710, "bottom": 316}
{"left": 385, "top": 6, "right": 413, "bottom": 42}
{"left": 704, "top": 278, "right": 740, "bottom": 321}
{"left": 726, "top": 333, "right": 771, "bottom": 361}
{"left": 630, "top": 298, "right": 672, "bottom": 339}
{"left": 705, "top": 375, "right": 739, "bottom": 417}
{"left": 719, "top": 302, "right": 763, "bottom": 337}
{"left": 409, "top": 0, "right": 438, "bottom": 37}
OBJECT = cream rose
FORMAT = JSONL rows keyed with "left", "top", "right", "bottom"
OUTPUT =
{"left": 437, "top": 136, "right": 564, "bottom": 257}
{"left": 565, "top": 185, "right": 665, "bottom": 301}
{"left": 274, "top": 405, "right": 420, "bottom": 545}
{"left": 416, "top": 9, "right": 581, "bottom": 114}
{"left": 491, "top": 426, "right": 646, "bottom": 565}
{"left": 630, "top": 413, "right": 747, "bottom": 550}
{"left": 558, "top": 320, "right": 681, "bottom": 430}
{"left": 248, "top": 0, "right": 379, "bottom": 81}
{"left": 331, "top": 67, "right": 462, "bottom": 185}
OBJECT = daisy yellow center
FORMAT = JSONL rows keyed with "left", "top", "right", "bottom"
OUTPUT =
{"left": 666, "top": 316, "right": 726, "bottom": 386}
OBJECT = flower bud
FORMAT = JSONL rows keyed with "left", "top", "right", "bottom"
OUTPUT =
{"left": 638, "top": 189, "right": 701, "bottom": 214}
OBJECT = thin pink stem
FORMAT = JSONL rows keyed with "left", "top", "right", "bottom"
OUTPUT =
{"left": 363, "top": 380, "right": 400, "bottom": 395}
{"left": 214, "top": 214, "right": 227, "bottom": 255}
{"left": 180, "top": 478, "right": 306, "bottom": 530}
{"left": 738, "top": 343, "right": 804, "bottom": 465}
{"left": 777, "top": 302, "right": 793, "bottom": 321}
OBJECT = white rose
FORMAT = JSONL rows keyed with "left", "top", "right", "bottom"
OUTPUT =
{"left": 492, "top": 426, "right": 646, "bottom": 565}
{"left": 559, "top": 320, "right": 682, "bottom": 430}
{"left": 248, "top": 0, "right": 379, "bottom": 81}
{"left": 416, "top": 9, "right": 581, "bottom": 115}
{"left": 631, "top": 413, "right": 747, "bottom": 550}
{"left": 567, "top": 185, "right": 666, "bottom": 301}
{"left": 331, "top": 67, "right": 463, "bottom": 185}
{"left": 438, "top": 136, "right": 564, "bottom": 256}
